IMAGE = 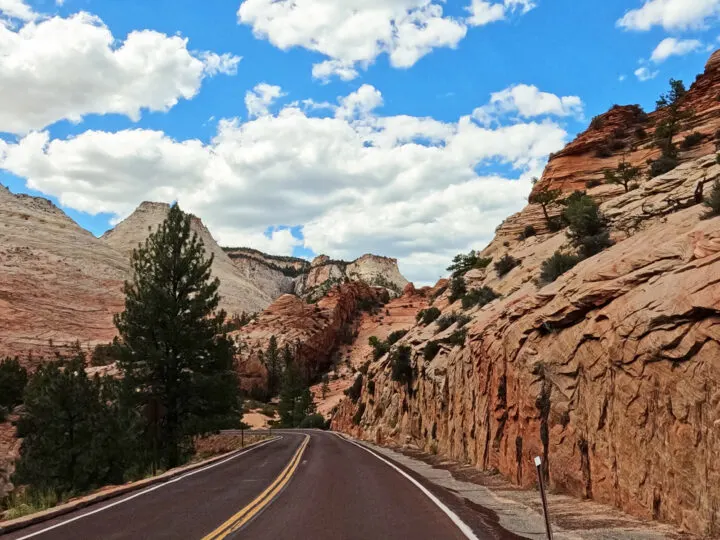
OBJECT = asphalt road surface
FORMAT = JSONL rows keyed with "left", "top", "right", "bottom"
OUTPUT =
{"left": 2, "top": 431, "right": 516, "bottom": 540}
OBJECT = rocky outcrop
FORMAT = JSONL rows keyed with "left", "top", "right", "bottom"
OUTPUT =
{"left": 102, "top": 202, "right": 273, "bottom": 315}
{"left": 333, "top": 51, "right": 720, "bottom": 537}
{"left": 0, "top": 186, "right": 128, "bottom": 362}
{"left": 234, "top": 282, "right": 385, "bottom": 392}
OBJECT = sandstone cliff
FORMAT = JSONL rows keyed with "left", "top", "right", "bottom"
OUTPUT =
{"left": 332, "top": 52, "right": 720, "bottom": 536}
{"left": 0, "top": 186, "right": 127, "bottom": 362}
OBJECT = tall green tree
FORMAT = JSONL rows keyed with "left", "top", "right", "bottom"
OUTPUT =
{"left": 654, "top": 79, "right": 691, "bottom": 157}
{"left": 14, "top": 352, "right": 137, "bottom": 496}
{"left": 115, "top": 203, "right": 241, "bottom": 470}
{"left": 262, "top": 336, "right": 282, "bottom": 397}
{"left": 0, "top": 357, "right": 28, "bottom": 415}
{"left": 278, "top": 361, "right": 315, "bottom": 428}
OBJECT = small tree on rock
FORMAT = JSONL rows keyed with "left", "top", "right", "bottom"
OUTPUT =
{"left": 604, "top": 158, "right": 641, "bottom": 193}
{"left": 529, "top": 186, "right": 562, "bottom": 226}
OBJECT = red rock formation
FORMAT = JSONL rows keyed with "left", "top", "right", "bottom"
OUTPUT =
{"left": 234, "top": 282, "right": 384, "bottom": 392}
{"left": 333, "top": 50, "right": 720, "bottom": 537}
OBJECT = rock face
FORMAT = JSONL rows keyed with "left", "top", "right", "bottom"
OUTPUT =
{"left": 102, "top": 202, "right": 274, "bottom": 315}
{"left": 0, "top": 186, "right": 128, "bottom": 362}
{"left": 234, "top": 282, "right": 385, "bottom": 393}
{"left": 333, "top": 51, "right": 720, "bottom": 537}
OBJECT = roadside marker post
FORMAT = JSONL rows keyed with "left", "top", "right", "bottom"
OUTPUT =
{"left": 534, "top": 456, "right": 553, "bottom": 540}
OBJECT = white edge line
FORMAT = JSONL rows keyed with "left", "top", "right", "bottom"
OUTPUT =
{"left": 337, "top": 434, "right": 479, "bottom": 540}
{"left": 12, "top": 436, "right": 281, "bottom": 540}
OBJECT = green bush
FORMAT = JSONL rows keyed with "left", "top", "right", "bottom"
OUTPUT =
{"left": 423, "top": 342, "right": 440, "bottom": 361}
{"left": 461, "top": 286, "right": 499, "bottom": 310}
{"left": 417, "top": 307, "right": 441, "bottom": 325}
{"left": 562, "top": 192, "right": 613, "bottom": 257}
{"left": 681, "top": 132, "right": 704, "bottom": 149}
{"left": 368, "top": 336, "right": 390, "bottom": 360}
{"left": 0, "top": 357, "right": 28, "bottom": 411}
{"left": 540, "top": 252, "right": 582, "bottom": 284}
{"left": 494, "top": 254, "right": 520, "bottom": 277}
{"left": 594, "top": 145, "right": 612, "bottom": 158}
{"left": 704, "top": 179, "right": 720, "bottom": 218}
{"left": 522, "top": 225, "right": 537, "bottom": 239}
{"left": 387, "top": 329, "right": 408, "bottom": 346}
{"left": 448, "top": 276, "right": 467, "bottom": 303}
{"left": 648, "top": 154, "right": 679, "bottom": 177}
{"left": 345, "top": 374, "right": 363, "bottom": 403}
{"left": 446, "top": 251, "right": 492, "bottom": 277}
{"left": 585, "top": 179, "right": 603, "bottom": 189}
{"left": 299, "top": 414, "right": 328, "bottom": 429}
{"left": 390, "top": 346, "right": 413, "bottom": 385}
{"left": 436, "top": 312, "right": 471, "bottom": 332}
{"left": 444, "top": 328, "right": 468, "bottom": 347}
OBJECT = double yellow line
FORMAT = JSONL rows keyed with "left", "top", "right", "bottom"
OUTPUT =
{"left": 202, "top": 435, "right": 310, "bottom": 540}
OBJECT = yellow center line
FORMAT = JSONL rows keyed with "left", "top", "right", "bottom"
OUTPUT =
{"left": 202, "top": 434, "right": 310, "bottom": 540}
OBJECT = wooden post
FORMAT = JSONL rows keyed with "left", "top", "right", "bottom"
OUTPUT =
{"left": 535, "top": 456, "right": 553, "bottom": 540}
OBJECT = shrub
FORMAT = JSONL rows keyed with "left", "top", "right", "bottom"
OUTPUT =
{"left": 681, "top": 132, "right": 704, "bottom": 150}
{"left": 585, "top": 179, "right": 603, "bottom": 189}
{"left": 704, "top": 179, "right": 720, "bottom": 218}
{"left": 91, "top": 339, "right": 122, "bottom": 367}
{"left": 352, "top": 403, "right": 366, "bottom": 425}
{"left": 417, "top": 307, "right": 441, "bottom": 325}
{"left": 589, "top": 115, "right": 604, "bottom": 130}
{"left": 299, "top": 414, "right": 328, "bottom": 429}
{"left": 0, "top": 357, "right": 28, "bottom": 411}
{"left": 494, "top": 254, "right": 520, "bottom": 277}
{"left": 423, "top": 342, "right": 440, "bottom": 362}
{"left": 540, "top": 252, "right": 582, "bottom": 284}
{"left": 448, "top": 276, "right": 467, "bottom": 303}
{"left": 609, "top": 138, "right": 626, "bottom": 151}
{"left": 368, "top": 336, "right": 390, "bottom": 360}
{"left": 648, "top": 154, "right": 679, "bottom": 177}
{"left": 635, "top": 127, "right": 648, "bottom": 139}
{"left": 604, "top": 159, "right": 641, "bottom": 193}
{"left": 594, "top": 145, "right": 612, "bottom": 158}
{"left": 387, "top": 329, "right": 408, "bottom": 346}
{"left": 547, "top": 218, "right": 564, "bottom": 232}
{"left": 436, "top": 312, "right": 471, "bottom": 332}
{"left": 461, "top": 286, "right": 499, "bottom": 310}
{"left": 629, "top": 182, "right": 640, "bottom": 191}
{"left": 345, "top": 374, "right": 363, "bottom": 403}
{"left": 358, "top": 360, "right": 371, "bottom": 375}
{"left": 390, "top": 346, "right": 413, "bottom": 385}
{"left": 446, "top": 251, "right": 492, "bottom": 277}
{"left": 444, "top": 328, "right": 468, "bottom": 347}
{"left": 522, "top": 225, "right": 537, "bottom": 239}
{"left": 367, "top": 380, "right": 375, "bottom": 395}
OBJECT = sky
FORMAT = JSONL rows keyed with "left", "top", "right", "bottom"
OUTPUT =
{"left": 0, "top": 0, "right": 718, "bottom": 285}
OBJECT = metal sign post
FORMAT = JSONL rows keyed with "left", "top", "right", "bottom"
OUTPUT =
{"left": 535, "top": 456, "right": 553, "bottom": 540}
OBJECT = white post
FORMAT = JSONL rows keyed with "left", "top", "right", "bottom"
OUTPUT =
{"left": 535, "top": 456, "right": 553, "bottom": 540}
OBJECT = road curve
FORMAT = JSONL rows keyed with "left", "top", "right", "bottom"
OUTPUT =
{"left": 2, "top": 430, "right": 501, "bottom": 540}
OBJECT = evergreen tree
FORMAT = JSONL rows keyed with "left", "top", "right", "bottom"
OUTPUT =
{"left": 321, "top": 374, "right": 330, "bottom": 400}
{"left": 261, "top": 336, "right": 282, "bottom": 397}
{"left": 14, "top": 352, "right": 137, "bottom": 495}
{"left": 604, "top": 158, "right": 641, "bottom": 193}
{"left": 529, "top": 186, "right": 562, "bottom": 225}
{"left": 277, "top": 361, "right": 315, "bottom": 427}
{"left": 0, "top": 356, "right": 28, "bottom": 413}
{"left": 115, "top": 203, "right": 241, "bottom": 470}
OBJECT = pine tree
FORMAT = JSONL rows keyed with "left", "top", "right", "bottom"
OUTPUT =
{"left": 529, "top": 186, "right": 562, "bottom": 225}
{"left": 0, "top": 356, "right": 28, "bottom": 413}
{"left": 321, "top": 374, "right": 330, "bottom": 400}
{"left": 278, "top": 361, "right": 315, "bottom": 427}
{"left": 604, "top": 158, "right": 641, "bottom": 193}
{"left": 262, "top": 336, "right": 282, "bottom": 397}
{"left": 115, "top": 203, "right": 241, "bottom": 470}
{"left": 14, "top": 351, "right": 137, "bottom": 495}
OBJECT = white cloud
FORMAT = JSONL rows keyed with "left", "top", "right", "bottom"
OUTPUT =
{"left": 0, "top": 11, "right": 241, "bottom": 135}
{"left": 237, "top": 0, "right": 533, "bottom": 81}
{"left": 619, "top": 75, "right": 627, "bottom": 81}
{"left": 245, "top": 83, "right": 286, "bottom": 118}
{"left": 0, "top": 0, "right": 35, "bottom": 21}
{"left": 635, "top": 66, "right": 659, "bottom": 81}
{"left": 472, "top": 84, "right": 583, "bottom": 126}
{"left": 650, "top": 37, "right": 702, "bottom": 62}
{"left": 466, "top": 0, "right": 536, "bottom": 26}
{"left": 617, "top": 0, "right": 720, "bottom": 31}
{"left": 0, "top": 85, "right": 569, "bottom": 284}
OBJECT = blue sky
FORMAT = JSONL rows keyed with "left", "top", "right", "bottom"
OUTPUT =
{"left": 1, "top": 0, "right": 718, "bottom": 283}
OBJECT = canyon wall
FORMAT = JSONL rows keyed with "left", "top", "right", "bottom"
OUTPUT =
{"left": 333, "top": 52, "right": 720, "bottom": 536}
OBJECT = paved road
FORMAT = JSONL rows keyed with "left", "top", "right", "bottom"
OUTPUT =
{"left": 2, "top": 431, "right": 514, "bottom": 540}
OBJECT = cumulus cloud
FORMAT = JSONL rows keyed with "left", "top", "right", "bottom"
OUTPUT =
{"left": 472, "top": 84, "right": 583, "bottom": 126}
{"left": 651, "top": 37, "right": 703, "bottom": 62}
{"left": 617, "top": 0, "right": 720, "bottom": 31}
{"left": 635, "top": 66, "right": 659, "bottom": 81}
{"left": 0, "top": 85, "right": 569, "bottom": 285}
{"left": 466, "top": 0, "right": 536, "bottom": 26}
{"left": 0, "top": 0, "right": 35, "bottom": 21}
{"left": 0, "top": 10, "right": 241, "bottom": 134}
{"left": 237, "top": 0, "right": 533, "bottom": 81}
{"left": 245, "top": 83, "right": 286, "bottom": 118}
